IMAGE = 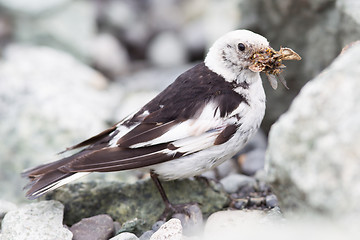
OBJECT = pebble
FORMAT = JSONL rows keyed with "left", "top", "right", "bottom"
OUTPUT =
{"left": 91, "top": 33, "right": 129, "bottom": 78}
{"left": 0, "top": 200, "right": 72, "bottom": 240}
{"left": 152, "top": 220, "right": 165, "bottom": 232}
{"left": 239, "top": 148, "right": 266, "bottom": 176}
{"left": 265, "top": 194, "right": 278, "bottom": 208}
{"left": 110, "top": 232, "right": 139, "bottom": 240}
{"left": 248, "top": 197, "right": 265, "bottom": 207}
{"left": 147, "top": 31, "right": 188, "bottom": 67}
{"left": 149, "top": 218, "right": 182, "bottom": 240}
{"left": 233, "top": 199, "right": 248, "bottom": 209}
{"left": 219, "top": 173, "right": 256, "bottom": 194}
{"left": 139, "top": 230, "right": 154, "bottom": 240}
{"left": 70, "top": 214, "right": 115, "bottom": 240}
{"left": 172, "top": 204, "right": 203, "bottom": 236}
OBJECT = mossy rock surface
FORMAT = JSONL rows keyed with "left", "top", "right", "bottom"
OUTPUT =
{"left": 44, "top": 177, "right": 229, "bottom": 234}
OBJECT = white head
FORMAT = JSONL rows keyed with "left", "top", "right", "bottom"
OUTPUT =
{"left": 205, "top": 30, "right": 270, "bottom": 82}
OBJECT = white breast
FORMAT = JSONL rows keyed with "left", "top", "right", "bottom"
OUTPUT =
{"left": 151, "top": 75, "right": 266, "bottom": 180}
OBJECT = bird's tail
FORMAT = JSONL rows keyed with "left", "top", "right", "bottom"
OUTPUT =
{"left": 22, "top": 156, "right": 89, "bottom": 199}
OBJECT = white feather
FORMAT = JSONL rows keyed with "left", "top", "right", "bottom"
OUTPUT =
{"left": 32, "top": 172, "right": 90, "bottom": 197}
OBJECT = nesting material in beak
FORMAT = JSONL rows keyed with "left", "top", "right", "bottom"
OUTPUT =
{"left": 249, "top": 47, "right": 301, "bottom": 89}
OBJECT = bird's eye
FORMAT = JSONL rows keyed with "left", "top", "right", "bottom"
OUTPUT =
{"left": 238, "top": 43, "right": 246, "bottom": 51}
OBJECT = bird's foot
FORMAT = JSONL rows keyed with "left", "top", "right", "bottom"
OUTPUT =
{"left": 159, "top": 202, "right": 199, "bottom": 221}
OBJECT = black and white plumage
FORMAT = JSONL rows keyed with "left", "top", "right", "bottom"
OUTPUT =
{"left": 23, "top": 30, "right": 272, "bottom": 200}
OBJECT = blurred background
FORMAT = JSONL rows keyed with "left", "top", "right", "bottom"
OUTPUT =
{"left": 0, "top": 0, "right": 360, "bottom": 204}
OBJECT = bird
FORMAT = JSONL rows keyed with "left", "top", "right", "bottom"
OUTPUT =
{"left": 22, "top": 29, "right": 300, "bottom": 218}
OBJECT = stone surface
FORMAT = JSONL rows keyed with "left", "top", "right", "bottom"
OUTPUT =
{"left": 151, "top": 221, "right": 165, "bottom": 232}
{"left": 265, "top": 194, "right": 278, "bottom": 208}
{"left": 203, "top": 209, "right": 360, "bottom": 240}
{"left": 220, "top": 174, "right": 256, "bottom": 194}
{"left": 203, "top": 209, "right": 282, "bottom": 239}
{"left": 149, "top": 218, "right": 182, "bottom": 240}
{"left": 0, "top": 45, "right": 122, "bottom": 203}
{"left": 13, "top": 0, "right": 96, "bottom": 62}
{"left": 70, "top": 214, "right": 115, "bottom": 240}
{"left": 0, "top": 200, "right": 17, "bottom": 226}
{"left": 44, "top": 177, "right": 229, "bottom": 235}
{"left": 139, "top": 230, "right": 154, "bottom": 240}
{"left": 110, "top": 232, "right": 139, "bottom": 240}
{"left": 238, "top": 149, "right": 266, "bottom": 176}
{"left": 147, "top": 31, "right": 188, "bottom": 67}
{"left": 266, "top": 43, "right": 360, "bottom": 216}
{"left": 0, "top": 200, "right": 72, "bottom": 240}
{"left": 91, "top": 33, "right": 129, "bottom": 78}
{"left": 172, "top": 204, "right": 203, "bottom": 236}
{"left": 0, "top": 0, "right": 71, "bottom": 15}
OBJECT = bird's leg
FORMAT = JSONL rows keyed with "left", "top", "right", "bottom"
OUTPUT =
{"left": 150, "top": 170, "right": 194, "bottom": 221}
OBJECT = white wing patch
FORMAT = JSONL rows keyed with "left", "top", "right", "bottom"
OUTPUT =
{"left": 128, "top": 102, "right": 228, "bottom": 149}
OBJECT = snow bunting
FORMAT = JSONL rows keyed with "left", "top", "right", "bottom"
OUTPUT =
{"left": 23, "top": 29, "right": 300, "bottom": 217}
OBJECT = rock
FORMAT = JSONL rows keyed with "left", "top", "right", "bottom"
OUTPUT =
{"left": 203, "top": 209, "right": 282, "bottom": 239}
{"left": 0, "top": 200, "right": 17, "bottom": 226}
{"left": 111, "top": 232, "right": 139, "bottom": 240}
{"left": 232, "top": 199, "right": 248, "bottom": 210}
{"left": 0, "top": 45, "right": 122, "bottom": 203}
{"left": 70, "top": 214, "right": 114, "bottom": 240}
{"left": 117, "top": 218, "right": 147, "bottom": 236}
{"left": 220, "top": 174, "right": 256, "bottom": 194}
{"left": 204, "top": 208, "right": 360, "bottom": 240}
{"left": 266, "top": 43, "right": 360, "bottom": 217}
{"left": 152, "top": 221, "right": 166, "bottom": 232}
{"left": 0, "top": 0, "right": 71, "bottom": 15}
{"left": 0, "top": 200, "right": 72, "bottom": 240}
{"left": 91, "top": 33, "right": 129, "bottom": 79}
{"left": 265, "top": 194, "right": 278, "bottom": 208}
{"left": 238, "top": 149, "right": 266, "bottom": 176}
{"left": 139, "top": 230, "right": 154, "bottom": 240}
{"left": 44, "top": 177, "right": 229, "bottom": 236}
{"left": 13, "top": 0, "right": 96, "bottom": 62}
{"left": 150, "top": 218, "right": 182, "bottom": 240}
{"left": 172, "top": 204, "right": 203, "bottom": 236}
{"left": 147, "top": 31, "right": 188, "bottom": 67}
{"left": 236, "top": 130, "right": 267, "bottom": 176}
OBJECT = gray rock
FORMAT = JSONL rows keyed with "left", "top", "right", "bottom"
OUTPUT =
{"left": 203, "top": 209, "right": 282, "bottom": 239}
{"left": 237, "top": 130, "right": 267, "bottom": 176}
{"left": 265, "top": 194, "right": 278, "bottom": 208}
{"left": 152, "top": 221, "right": 165, "bottom": 232}
{"left": 150, "top": 218, "right": 182, "bottom": 240}
{"left": 0, "top": 200, "right": 17, "bottom": 226}
{"left": 0, "top": 200, "right": 72, "bottom": 240}
{"left": 239, "top": 149, "right": 266, "bottom": 176}
{"left": 220, "top": 174, "right": 256, "bottom": 194}
{"left": 139, "top": 230, "right": 154, "bottom": 240}
{"left": 0, "top": 0, "right": 71, "bottom": 15}
{"left": 0, "top": 45, "right": 122, "bottom": 203}
{"left": 147, "top": 31, "right": 188, "bottom": 67}
{"left": 233, "top": 199, "right": 248, "bottom": 210}
{"left": 110, "top": 232, "right": 139, "bottom": 240}
{"left": 13, "top": 0, "right": 96, "bottom": 62}
{"left": 172, "top": 204, "right": 203, "bottom": 236}
{"left": 266, "top": 43, "right": 360, "bottom": 217}
{"left": 44, "top": 177, "right": 229, "bottom": 236}
{"left": 202, "top": 158, "right": 239, "bottom": 180}
{"left": 91, "top": 33, "right": 129, "bottom": 78}
{"left": 70, "top": 214, "right": 114, "bottom": 240}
